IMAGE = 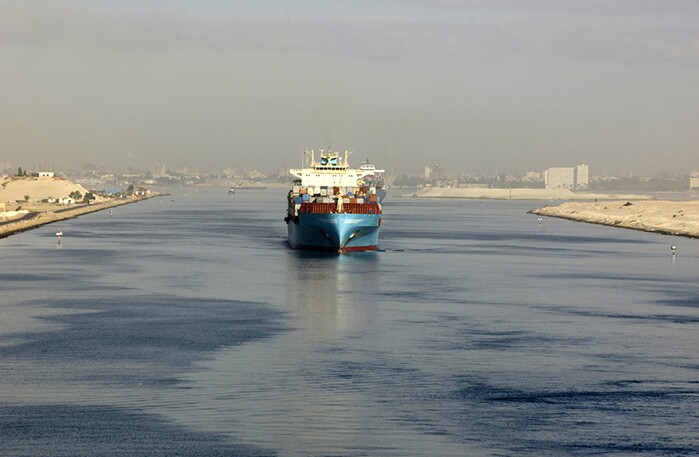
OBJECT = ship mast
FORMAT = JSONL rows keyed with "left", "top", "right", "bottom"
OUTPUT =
{"left": 303, "top": 148, "right": 316, "bottom": 167}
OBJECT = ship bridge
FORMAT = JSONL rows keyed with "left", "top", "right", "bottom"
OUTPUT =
{"left": 290, "top": 149, "right": 373, "bottom": 188}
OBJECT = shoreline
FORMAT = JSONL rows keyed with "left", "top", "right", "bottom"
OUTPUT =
{"left": 0, "top": 194, "right": 161, "bottom": 239}
{"left": 408, "top": 187, "right": 651, "bottom": 201}
{"left": 531, "top": 200, "right": 699, "bottom": 239}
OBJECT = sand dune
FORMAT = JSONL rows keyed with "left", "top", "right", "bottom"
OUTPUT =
{"left": 0, "top": 176, "right": 92, "bottom": 204}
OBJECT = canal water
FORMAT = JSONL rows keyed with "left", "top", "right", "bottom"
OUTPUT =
{"left": 1, "top": 189, "right": 698, "bottom": 456}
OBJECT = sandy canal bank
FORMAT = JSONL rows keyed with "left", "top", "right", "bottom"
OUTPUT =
{"left": 0, "top": 175, "right": 162, "bottom": 239}
{"left": 531, "top": 200, "right": 699, "bottom": 238}
{"left": 410, "top": 187, "right": 651, "bottom": 201}
{"left": 410, "top": 186, "right": 699, "bottom": 239}
{"left": 0, "top": 195, "right": 160, "bottom": 239}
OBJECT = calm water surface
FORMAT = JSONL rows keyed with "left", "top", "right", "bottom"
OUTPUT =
{"left": 1, "top": 189, "right": 698, "bottom": 456}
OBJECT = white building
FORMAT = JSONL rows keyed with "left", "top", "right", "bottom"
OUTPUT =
{"left": 575, "top": 162, "right": 589, "bottom": 189}
{"left": 690, "top": 171, "right": 699, "bottom": 190}
{"left": 545, "top": 162, "right": 589, "bottom": 190}
{"left": 545, "top": 167, "right": 576, "bottom": 189}
{"left": 523, "top": 171, "right": 544, "bottom": 182}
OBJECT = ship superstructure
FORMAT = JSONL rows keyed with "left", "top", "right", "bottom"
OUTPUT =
{"left": 359, "top": 160, "right": 387, "bottom": 201}
{"left": 285, "top": 149, "right": 383, "bottom": 252}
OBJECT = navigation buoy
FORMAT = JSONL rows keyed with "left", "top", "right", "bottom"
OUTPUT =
{"left": 55, "top": 229, "right": 63, "bottom": 245}
{"left": 671, "top": 245, "right": 677, "bottom": 256}
{"left": 537, "top": 217, "right": 543, "bottom": 225}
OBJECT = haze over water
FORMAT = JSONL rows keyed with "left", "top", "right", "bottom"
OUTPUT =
{"left": 1, "top": 189, "right": 698, "bottom": 456}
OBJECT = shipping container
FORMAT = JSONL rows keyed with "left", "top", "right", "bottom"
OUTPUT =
{"left": 299, "top": 202, "right": 382, "bottom": 215}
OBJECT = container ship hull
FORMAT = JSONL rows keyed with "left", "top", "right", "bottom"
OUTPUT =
{"left": 287, "top": 213, "right": 381, "bottom": 253}
{"left": 285, "top": 149, "right": 384, "bottom": 254}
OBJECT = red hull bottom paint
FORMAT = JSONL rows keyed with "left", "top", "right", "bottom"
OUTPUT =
{"left": 340, "top": 245, "right": 378, "bottom": 253}
{"left": 290, "top": 243, "right": 378, "bottom": 253}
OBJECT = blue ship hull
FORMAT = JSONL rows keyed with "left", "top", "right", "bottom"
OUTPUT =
{"left": 288, "top": 213, "right": 381, "bottom": 253}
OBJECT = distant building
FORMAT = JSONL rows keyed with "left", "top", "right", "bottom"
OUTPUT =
{"left": 152, "top": 163, "right": 167, "bottom": 177}
{"left": 575, "top": 162, "right": 589, "bottom": 189}
{"left": 545, "top": 162, "right": 588, "bottom": 190}
{"left": 524, "top": 171, "right": 542, "bottom": 181}
{"left": 524, "top": 171, "right": 544, "bottom": 182}
{"left": 545, "top": 167, "right": 575, "bottom": 189}
{"left": 33, "top": 172, "right": 55, "bottom": 178}
{"left": 424, "top": 164, "right": 442, "bottom": 182}
{"left": 134, "top": 187, "right": 151, "bottom": 196}
{"left": 690, "top": 171, "right": 699, "bottom": 190}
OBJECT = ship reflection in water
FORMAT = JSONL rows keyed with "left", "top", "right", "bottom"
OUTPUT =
{"left": 284, "top": 250, "right": 381, "bottom": 337}
{"left": 168, "top": 251, "right": 412, "bottom": 457}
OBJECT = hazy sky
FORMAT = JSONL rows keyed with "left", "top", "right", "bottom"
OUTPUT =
{"left": 1, "top": 0, "right": 698, "bottom": 175}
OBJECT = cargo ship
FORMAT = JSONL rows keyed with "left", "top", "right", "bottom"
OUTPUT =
{"left": 359, "top": 160, "right": 387, "bottom": 201}
{"left": 285, "top": 149, "right": 383, "bottom": 253}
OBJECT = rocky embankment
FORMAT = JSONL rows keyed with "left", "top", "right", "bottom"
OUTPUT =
{"left": 531, "top": 200, "right": 699, "bottom": 238}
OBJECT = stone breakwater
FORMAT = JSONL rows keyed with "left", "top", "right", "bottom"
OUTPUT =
{"left": 0, "top": 194, "right": 159, "bottom": 239}
{"left": 531, "top": 200, "right": 699, "bottom": 238}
